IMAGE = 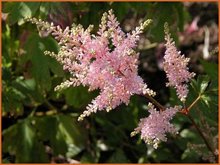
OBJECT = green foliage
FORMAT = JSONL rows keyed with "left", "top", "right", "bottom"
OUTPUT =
{"left": 146, "top": 2, "right": 187, "bottom": 42}
{"left": 23, "top": 33, "right": 62, "bottom": 91}
{"left": 2, "top": 2, "right": 218, "bottom": 163}
{"left": 178, "top": 62, "right": 218, "bottom": 162}
{"left": 35, "top": 114, "right": 87, "bottom": 156}
{"left": 3, "top": 118, "right": 49, "bottom": 163}
{"left": 63, "top": 86, "right": 97, "bottom": 108}
{"left": 3, "top": 2, "right": 41, "bottom": 25}
{"left": 3, "top": 115, "right": 86, "bottom": 163}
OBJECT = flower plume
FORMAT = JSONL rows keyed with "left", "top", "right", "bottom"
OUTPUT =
{"left": 131, "top": 103, "right": 180, "bottom": 149}
{"left": 26, "top": 10, "right": 155, "bottom": 121}
{"left": 163, "top": 23, "right": 195, "bottom": 102}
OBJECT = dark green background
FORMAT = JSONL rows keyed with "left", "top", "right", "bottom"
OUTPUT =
{"left": 2, "top": 2, "right": 218, "bottom": 163}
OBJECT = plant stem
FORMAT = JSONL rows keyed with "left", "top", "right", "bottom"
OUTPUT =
{"left": 144, "top": 94, "right": 165, "bottom": 110}
{"left": 187, "top": 94, "right": 201, "bottom": 111}
{"left": 186, "top": 114, "right": 218, "bottom": 162}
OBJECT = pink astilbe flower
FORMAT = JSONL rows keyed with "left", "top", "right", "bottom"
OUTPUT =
{"left": 163, "top": 23, "right": 195, "bottom": 102}
{"left": 27, "top": 10, "right": 155, "bottom": 121}
{"left": 131, "top": 103, "right": 180, "bottom": 149}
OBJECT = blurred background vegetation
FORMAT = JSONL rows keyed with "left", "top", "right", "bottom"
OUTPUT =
{"left": 2, "top": 2, "right": 218, "bottom": 163}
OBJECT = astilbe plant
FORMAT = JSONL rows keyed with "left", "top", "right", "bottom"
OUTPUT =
{"left": 131, "top": 103, "right": 180, "bottom": 149}
{"left": 163, "top": 23, "right": 195, "bottom": 102}
{"left": 27, "top": 10, "right": 155, "bottom": 122}
{"left": 131, "top": 23, "right": 195, "bottom": 148}
{"left": 26, "top": 10, "right": 217, "bottom": 157}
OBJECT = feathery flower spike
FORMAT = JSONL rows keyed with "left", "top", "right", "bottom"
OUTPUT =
{"left": 131, "top": 103, "right": 180, "bottom": 149}
{"left": 26, "top": 10, "right": 155, "bottom": 121}
{"left": 163, "top": 23, "right": 195, "bottom": 102}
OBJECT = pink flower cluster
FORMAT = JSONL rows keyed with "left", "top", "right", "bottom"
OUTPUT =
{"left": 131, "top": 24, "right": 196, "bottom": 148}
{"left": 28, "top": 12, "right": 196, "bottom": 149}
{"left": 163, "top": 23, "right": 195, "bottom": 102}
{"left": 27, "top": 10, "right": 155, "bottom": 121}
{"left": 132, "top": 103, "right": 180, "bottom": 149}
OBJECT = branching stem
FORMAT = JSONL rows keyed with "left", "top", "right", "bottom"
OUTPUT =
{"left": 144, "top": 94, "right": 165, "bottom": 111}
{"left": 187, "top": 94, "right": 201, "bottom": 111}
{"left": 144, "top": 93, "right": 218, "bottom": 162}
{"left": 186, "top": 114, "right": 217, "bottom": 162}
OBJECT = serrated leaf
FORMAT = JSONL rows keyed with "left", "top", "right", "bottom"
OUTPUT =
{"left": 190, "top": 75, "right": 210, "bottom": 95}
{"left": 189, "top": 74, "right": 217, "bottom": 113}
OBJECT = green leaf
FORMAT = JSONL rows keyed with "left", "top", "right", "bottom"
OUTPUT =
{"left": 12, "top": 77, "right": 45, "bottom": 104}
{"left": 35, "top": 114, "right": 86, "bottom": 156}
{"left": 2, "top": 119, "right": 49, "bottom": 163}
{"left": 111, "top": 2, "right": 131, "bottom": 21}
{"left": 2, "top": 24, "right": 12, "bottom": 68}
{"left": 180, "top": 129, "right": 198, "bottom": 139}
{"left": 189, "top": 74, "right": 217, "bottom": 113}
{"left": 24, "top": 34, "right": 51, "bottom": 91}
{"left": 58, "top": 114, "right": 86, "bottom": 149}
{"left": 2, "top": 85, "right": 24, "bottom": 116}
{"left": 147, "top": 2, "right": 184, "bottom": 42}
{"left": 181, "top": 148, "right": 200, "bottom": 162}
{"left": 79, "top": 3, "right": 105, "bottom": 30}
{"left": 3, "top": 2, "right": 41, "bottom": 25}
{"left": 200, "top": 77, "right": 210, "bottom": 94}
{"left": 191, "top": 75, "right": 210, "bottom": 94}
{"left": 38, "top": 2, "right": 53, "bottom": 19}
{"left": 24, "top": 33, "right": 61, "bottom": 92}
{"left": 64, "top": 86, "right": 96, "bottom": 108}
{"left": 200, "top": 95, "right": 211, "bottom": 107}
{"left": 175, "top": 3, "right": 184, "bottom": 31}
